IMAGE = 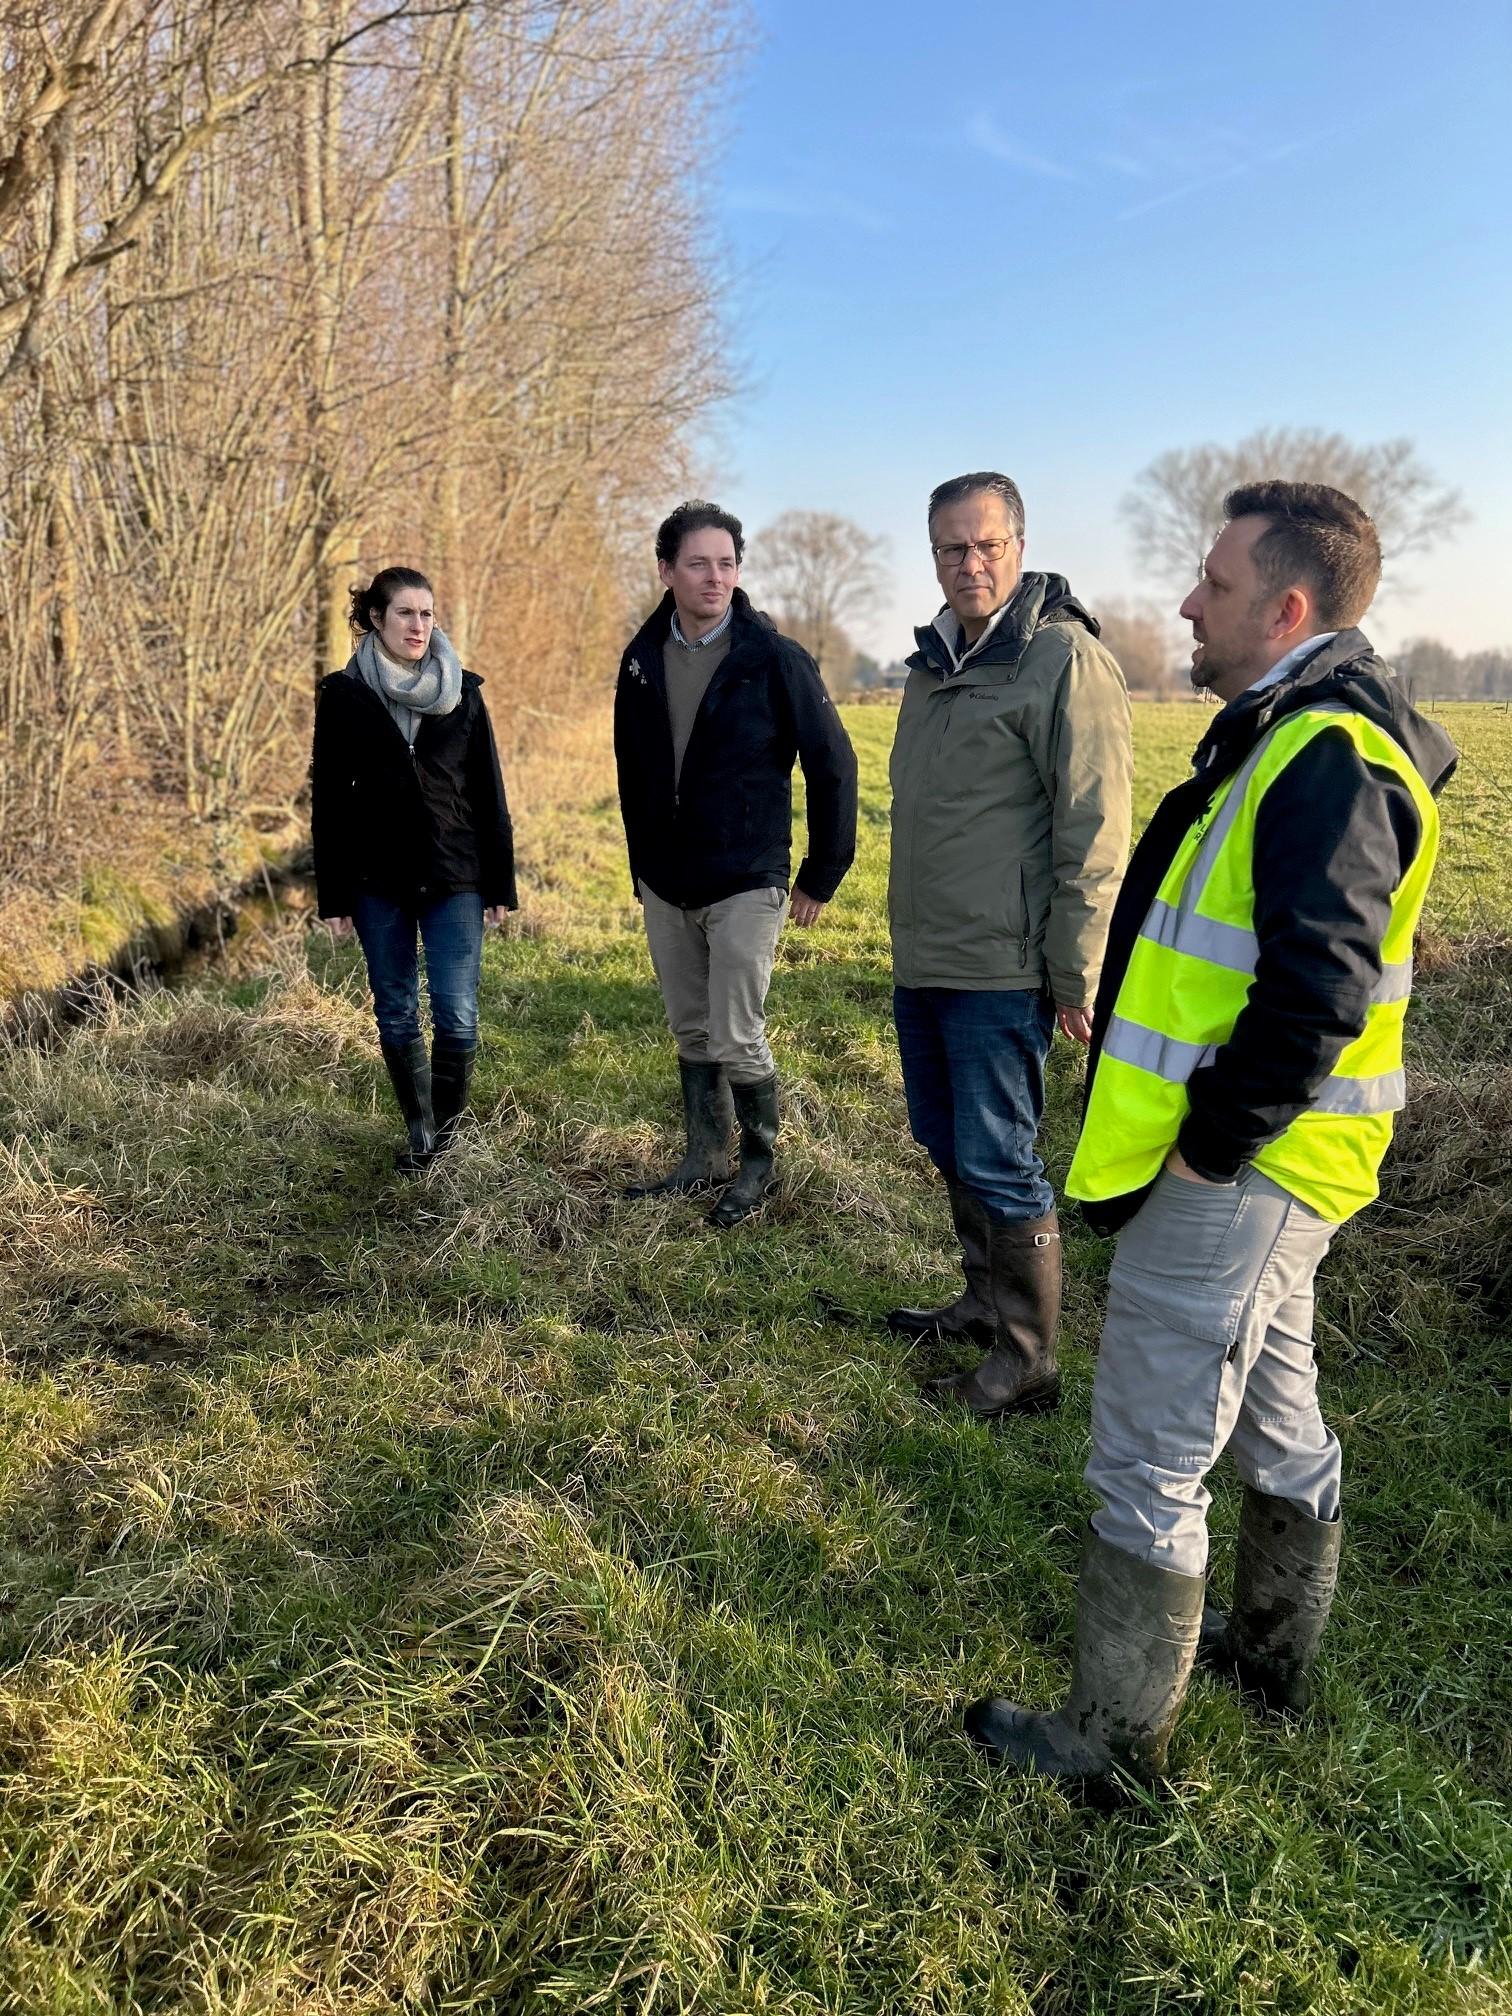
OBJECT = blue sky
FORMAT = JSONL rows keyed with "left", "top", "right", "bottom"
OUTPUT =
{"left": 705, "top": 0, "right": 1512, "bottom": 659}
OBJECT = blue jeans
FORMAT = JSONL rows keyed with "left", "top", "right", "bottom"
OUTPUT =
{"left": 354, "top": 891, "right": 483, "bottom": 1046}
{"left": 894, "top": 985, "right": 1055, "bottom": 1223}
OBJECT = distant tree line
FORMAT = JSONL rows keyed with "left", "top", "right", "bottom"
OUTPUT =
{"left": 760, "top": 428, "right": 1486, "bottom": 703}
{"left": 1393, "top": 640, "right": 1512, "bottom": 701}
{"left": 0, "top": 0, "right": 735, "bottom": 880}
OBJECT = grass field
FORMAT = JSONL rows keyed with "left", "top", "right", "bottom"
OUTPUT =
{"left": 0, "top": 702, "right": 1508, "bottom": 2014}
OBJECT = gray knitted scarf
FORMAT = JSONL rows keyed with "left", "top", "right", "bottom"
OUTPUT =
{"left": 354, "top": 624, "right": 463, "bottom": 749}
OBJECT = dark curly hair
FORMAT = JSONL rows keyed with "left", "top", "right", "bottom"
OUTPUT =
{"left": 655, "top": 500, "right": 744, "bottom": 567}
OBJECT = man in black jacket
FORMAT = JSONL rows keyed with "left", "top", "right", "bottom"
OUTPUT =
{"left": 965, "top": 482, "right": 1457, "bottom": 1789}
{"left": 614, "top": 500, "right": 858, "bottom": 1226}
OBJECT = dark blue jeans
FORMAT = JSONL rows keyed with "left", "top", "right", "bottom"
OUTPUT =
{"left": 894, "top": 984, "right": 1056, "bottom": 1223}
{"left": 354, "top": 891, "right": 483, "bottom": 1047}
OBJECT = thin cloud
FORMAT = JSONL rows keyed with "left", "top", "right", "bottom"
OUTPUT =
{"left": 966, "top": 113, "right": 1081, "bottom": 183}
{"left": 959, "top": 100, "right": 1335, "bottom": 225}
{"left": 1096, "top": 151, "right": 1152, "bottom": 180}
{"left": 1116, "top": 136, "right": 1308, "bottom": 221}
{"left": 726, "top": 186, "right": 890, "bottom": 235}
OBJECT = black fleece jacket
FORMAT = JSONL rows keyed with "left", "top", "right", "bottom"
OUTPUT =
{"left": 311, "top": 666, "right": 517, "bottom": 920}
{"left": 1079, "top": 630, "right": 1457, "bottom": 1233}
{"left": 613, "top": 588, "right": 858, "bottom": 908}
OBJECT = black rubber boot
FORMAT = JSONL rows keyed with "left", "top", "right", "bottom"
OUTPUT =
{"left": 430, "top": 1035, "right": 477, "bottom": 1155}
{"left": 381, "top": 1038, "right": 435, "bottom": 1176}
{"left": 1199, "top": 1487, "right": 1341, "bottom": 1713}
{"left": 624, "top": 1059, "right": 734, "bottom": 1198}
{"left": 887, "top": 1178, "right": 993, "bottom": 1343}
{"left": 707, "top": 1074, "right": 779, "bottom": 1228}
{"left": 966, "top": 1529, "right": 1205, "bottom": 1789}
{"left": 922, "top": 1208, "right": 1062, "bottom": 1417}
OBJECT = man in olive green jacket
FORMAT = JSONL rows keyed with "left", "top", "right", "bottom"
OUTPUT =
{"left": 888, "top": 470, "right": 1132, "bottom": 1417}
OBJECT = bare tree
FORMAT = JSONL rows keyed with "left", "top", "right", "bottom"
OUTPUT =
{"left": 747, "top": 510, "right": 889, "bottom": 691}
{"left": 1094, "top": 596, "right": 1181, "bottom": 694}
{"left": 1122, "top": 428, "right": 1468, "bottom": 598}
{"left": 0, "top": 0, "right": 741, "bottom": 875}
{"left": 0, "top": 2, "right": 477, "bottom": 391}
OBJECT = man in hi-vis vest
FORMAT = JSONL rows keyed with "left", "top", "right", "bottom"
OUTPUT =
{"left": 966, "top": 481, "right": 1457, "bottom": 1789}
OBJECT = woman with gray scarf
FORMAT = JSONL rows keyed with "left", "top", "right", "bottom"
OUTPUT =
{"left": 312, "top": 566, "right": 517, "bottom": 1173}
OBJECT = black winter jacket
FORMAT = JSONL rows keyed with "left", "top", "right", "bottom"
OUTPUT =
{"left": 1079, "top": 630, "right": 1457, "bottom": 1232}
{"left": 311, "top": 666, "right": 518, "bottom": 919}
{"left": 613, "top": 589, "right": 858, "bottom": 908}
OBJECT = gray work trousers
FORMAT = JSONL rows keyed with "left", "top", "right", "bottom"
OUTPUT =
{"left": 639, "top": 883, "right": 788, "bottom": 1085}
{"left": 1085, "top": 1165, "right": 1341, "bottom": 1578}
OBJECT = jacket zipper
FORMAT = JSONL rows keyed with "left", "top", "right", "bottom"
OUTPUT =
{"left": 658, "top": 682, "right": 678, "bottom": 817}
{"left": 908, "top": 679, "right": 955, "bottom": 936}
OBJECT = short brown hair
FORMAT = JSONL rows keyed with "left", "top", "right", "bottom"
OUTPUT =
{"left": 1224, "top": 480, "right": 1381, "bottom": 628}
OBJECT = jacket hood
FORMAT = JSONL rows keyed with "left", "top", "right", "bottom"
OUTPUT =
{"left": 912, "top": 571, "right": 1098, "bottom": 679}
{"left": 1194, "top": 629, "right": 1458, "bottom": 797}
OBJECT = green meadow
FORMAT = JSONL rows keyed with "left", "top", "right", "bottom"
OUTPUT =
{"left": 0, "top": 702, "right": 1507, "bottom": 2013}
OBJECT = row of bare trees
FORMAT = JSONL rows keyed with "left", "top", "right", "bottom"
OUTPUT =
{"left": 0, "top": 0, "right": 736, "bottom": 876}
{"left": 745, "top": 429, "right": 1470, "bottom": 699}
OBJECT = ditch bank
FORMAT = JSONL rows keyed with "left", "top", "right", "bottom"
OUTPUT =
{"left": 1, "top": 836, "right": 316, "bottom": 1046}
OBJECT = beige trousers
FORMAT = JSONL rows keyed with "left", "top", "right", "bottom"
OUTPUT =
{"left": 639, "top": 883, "right": 788, "bottom": 1084}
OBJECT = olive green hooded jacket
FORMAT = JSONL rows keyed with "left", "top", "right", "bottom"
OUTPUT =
{"left": 888, "top": 572, "right": 1132, "bottom": 1004}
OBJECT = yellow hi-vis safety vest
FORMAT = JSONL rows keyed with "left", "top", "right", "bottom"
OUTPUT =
{"left": 1067, "top": 704, "right": 1440, "bottom": 1224}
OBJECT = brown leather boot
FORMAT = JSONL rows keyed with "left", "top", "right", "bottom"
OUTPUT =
{"left": 922, "top": 1207, "right": 1061, "bottom": 1417}
{"left": 886, "top": 1178, "right": 993, "bottom": 1343}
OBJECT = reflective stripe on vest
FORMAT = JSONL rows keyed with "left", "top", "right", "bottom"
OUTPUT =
{"left": 1141, "top": 897, "right": 1414, "bottom": 1002}
{"left": 1067, "top": 704, "right": 1440, "bottom": 1224}
{"left": 1102, "top": 1012, "right": 1408, "bottom": 1114}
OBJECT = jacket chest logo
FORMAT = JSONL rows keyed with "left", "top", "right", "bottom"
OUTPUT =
{"left": 628, "top": 656, "right": 646, "bottom": 684}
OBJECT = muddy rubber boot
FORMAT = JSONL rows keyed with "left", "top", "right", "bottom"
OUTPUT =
{"left": 1199, "top": 1487, "right": 1341, "bottom": 1713}
{"left": 887, "top": 1178, "right": 993, "bottom": 1343}
{"left": 624, "top": 1059, "right": 734, "bottom": 1199}
{"left": 966, "top": 1529, "right": 1205, "bottom": 1789}
{"left": 922, "top": 1209, "right": 1062, "bottom": 1417}
{"left": 707, "top": 1074, "right": 779, "bottom": 1228}
{"left": 430, "top": 1035, "right": 477, "bottom": 1155}
{"left": 381, "top": 1038, "right": 435, "bottom": 1176}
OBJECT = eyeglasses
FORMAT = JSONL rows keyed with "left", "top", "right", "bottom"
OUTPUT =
{"left": 931, "top": 537, "right": 1018, "bottom": 568}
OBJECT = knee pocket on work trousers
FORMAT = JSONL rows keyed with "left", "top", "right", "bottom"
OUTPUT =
{"left": 1093, "top": 1265, "right": 1247, "bottom": 1478}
